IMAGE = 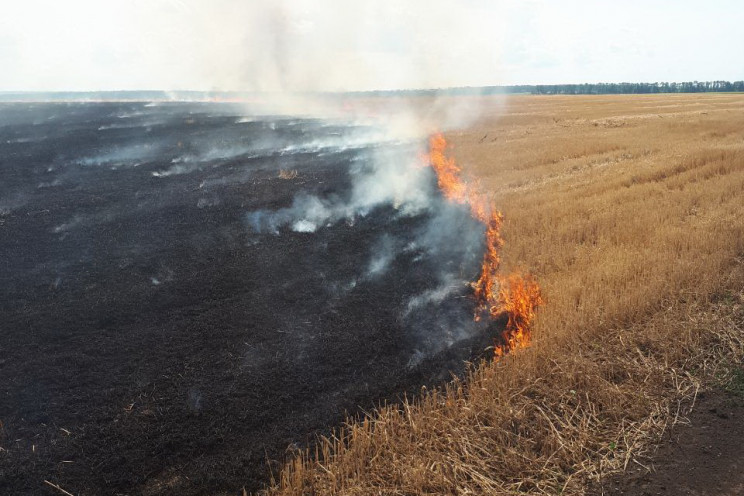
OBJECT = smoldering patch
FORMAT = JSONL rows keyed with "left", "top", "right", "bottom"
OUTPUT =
{"left": 404, "top": 281, "right": 463, "bottom": 316}
{"left": 366, "top": 235, "right": 398, "bottom": 279}
{"left": 77, "top": 143, "right": 163, "bottom": 168}
{"left": 241, "top": 122, "right": 488, "bottom": 361}
{"left": 0, "top": 194, "right": 28, "bottom": 216}
{"left": 53, "top": 215, "right": 85, "bottom": 234}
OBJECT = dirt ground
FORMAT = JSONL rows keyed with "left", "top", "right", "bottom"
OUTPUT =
{"left": 598, "top": 386, "right": 744, "bottom": 495}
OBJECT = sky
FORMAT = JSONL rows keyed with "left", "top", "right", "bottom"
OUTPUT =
{"left": 1, "top": 0, "right": 742, "bottom": 92}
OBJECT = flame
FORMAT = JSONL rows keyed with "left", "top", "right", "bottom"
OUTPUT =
{"left": 493, "top": 273, "right": 543, "bottom": 358}
{"left": 426, "top": 133, "right": 542, "bottom": 358}
{"left": 428, "top": 133, "right": 469, "bottom": 204}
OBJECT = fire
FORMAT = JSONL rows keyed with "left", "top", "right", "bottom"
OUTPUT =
{"left": 493, "top": 273, "right": 543, "bottom": 358}
{"left": 428, "top": 133, "right": 469, "bottom": 204}
{"left": 472, "top": 208, "right": 503, "bottom": 318}
{"left": 426, "top": 133, "right": 542, "bottom": 357}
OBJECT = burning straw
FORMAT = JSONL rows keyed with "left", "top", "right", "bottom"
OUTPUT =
{"left": 427, "top": 132, "right": 542, "bottom": 357}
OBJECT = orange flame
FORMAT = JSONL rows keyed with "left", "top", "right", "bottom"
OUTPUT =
{"left": 493, "top": 273, "right": 543, "bottom": 358}
{"left": 426, "top": 133, "right": 542, "bottom": 358}
{"left": 428, "top": 133, "right": 469, "bottom": 204}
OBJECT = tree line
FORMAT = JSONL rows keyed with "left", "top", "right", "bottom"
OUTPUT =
{"left": 520, "top": 81, "right": 744, "bottom": 95}
{"left": 341, "top": 81, "right": 744, "bottom": 98}
{"left": 2, "top": 81, "right": 743, "bottom": 102}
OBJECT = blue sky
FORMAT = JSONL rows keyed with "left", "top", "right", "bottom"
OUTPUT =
{"left": 1, "top": 0, "right": 742, "bottom": 91}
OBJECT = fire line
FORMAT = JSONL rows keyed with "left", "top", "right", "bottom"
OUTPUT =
{"left": 427, "top": 133, "right": 543, "bottom": 358}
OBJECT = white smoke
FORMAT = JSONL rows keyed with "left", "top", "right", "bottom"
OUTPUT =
{"left": 81, "top": 1, "right": 502, "bottom": 133}
{"left": 366, "top": 235, "right": 396, "bottom": 278}
{"left": 404, "top": 278, "right": 462, "bottom": 316}
{"left": 181, "top": 1, "right": 501, "bottom": 93}
{"left": 77, "top": 143, "right": 161, "bottom": 168}
{"left": 171, "top": 1, "right": 499, "bottom": 355}
{"left": 241, "top": 112, "right": 488, "bottom": 357}
{"left": 0, "top": 193, "right": 28, "bottom": 216}
{"left": 245, "top": 137, "right": 433, "bottom": 235}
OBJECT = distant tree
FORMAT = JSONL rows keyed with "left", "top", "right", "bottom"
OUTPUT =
{"left": 510, "top": 81, "right": 744, "bottom": 95}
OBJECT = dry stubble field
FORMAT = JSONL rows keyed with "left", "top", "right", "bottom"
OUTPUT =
{"left": 262, "top": 94, "right": 744, "bottom": 495}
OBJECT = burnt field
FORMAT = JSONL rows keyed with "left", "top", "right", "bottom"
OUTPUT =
{"left": 0, "top": 102, "right": 497, "bottom": 495}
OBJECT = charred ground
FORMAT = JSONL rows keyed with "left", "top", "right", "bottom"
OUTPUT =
{"left": 0, "top": 103, "right": 497, "bottom": 495}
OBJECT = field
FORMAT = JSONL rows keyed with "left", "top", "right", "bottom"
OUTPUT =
{"left": 2, "top": 94, "right": 742, "bottom": 495}
{"left": 0, "top": 103, "right": 500, "bottom": 495}
{"left": 264, "top": 93, "right": 744, "bottom": 494}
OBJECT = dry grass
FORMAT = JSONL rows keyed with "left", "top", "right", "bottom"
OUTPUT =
{"left": 278, "top": 169, "right": 299, "bottom": 180}
{"left": 260, "top": 94, "right": 744, "bottom": 495}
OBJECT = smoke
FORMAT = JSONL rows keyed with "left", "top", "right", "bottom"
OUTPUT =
{"left": 245, "top": 137, "right": 434, "bottom": 236}
{"left": 78, "top": 143, "right": 162, "bottom": 168}
{"left": 99, "top": 0, "right": 504, "bottom": 132}
{"left": 366, "top": 235, "right": 396, "bottom": 278}
{"left": 243, "top": 116, "right": 488, "bottom": 356}
{"left": 224, "top": 0, "right": 504, "bottom": 355}
{"left": 137, "top": 2, "right": 503, "bottom": 356}
{"left": 0, "top": 192, "right": 29, "bottom": 216}
{"left": 165, "top": 0, "right": 501, "bottom": 93}
{"left": 220, "top": 2, "right": 504, "bottom": 356}
{"left": 404, "top": 278, "right": 461, "bottom": 315}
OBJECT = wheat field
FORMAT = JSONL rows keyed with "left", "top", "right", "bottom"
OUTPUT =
{"left": 260, "top": 93, "right": 744, "bottom": 495}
